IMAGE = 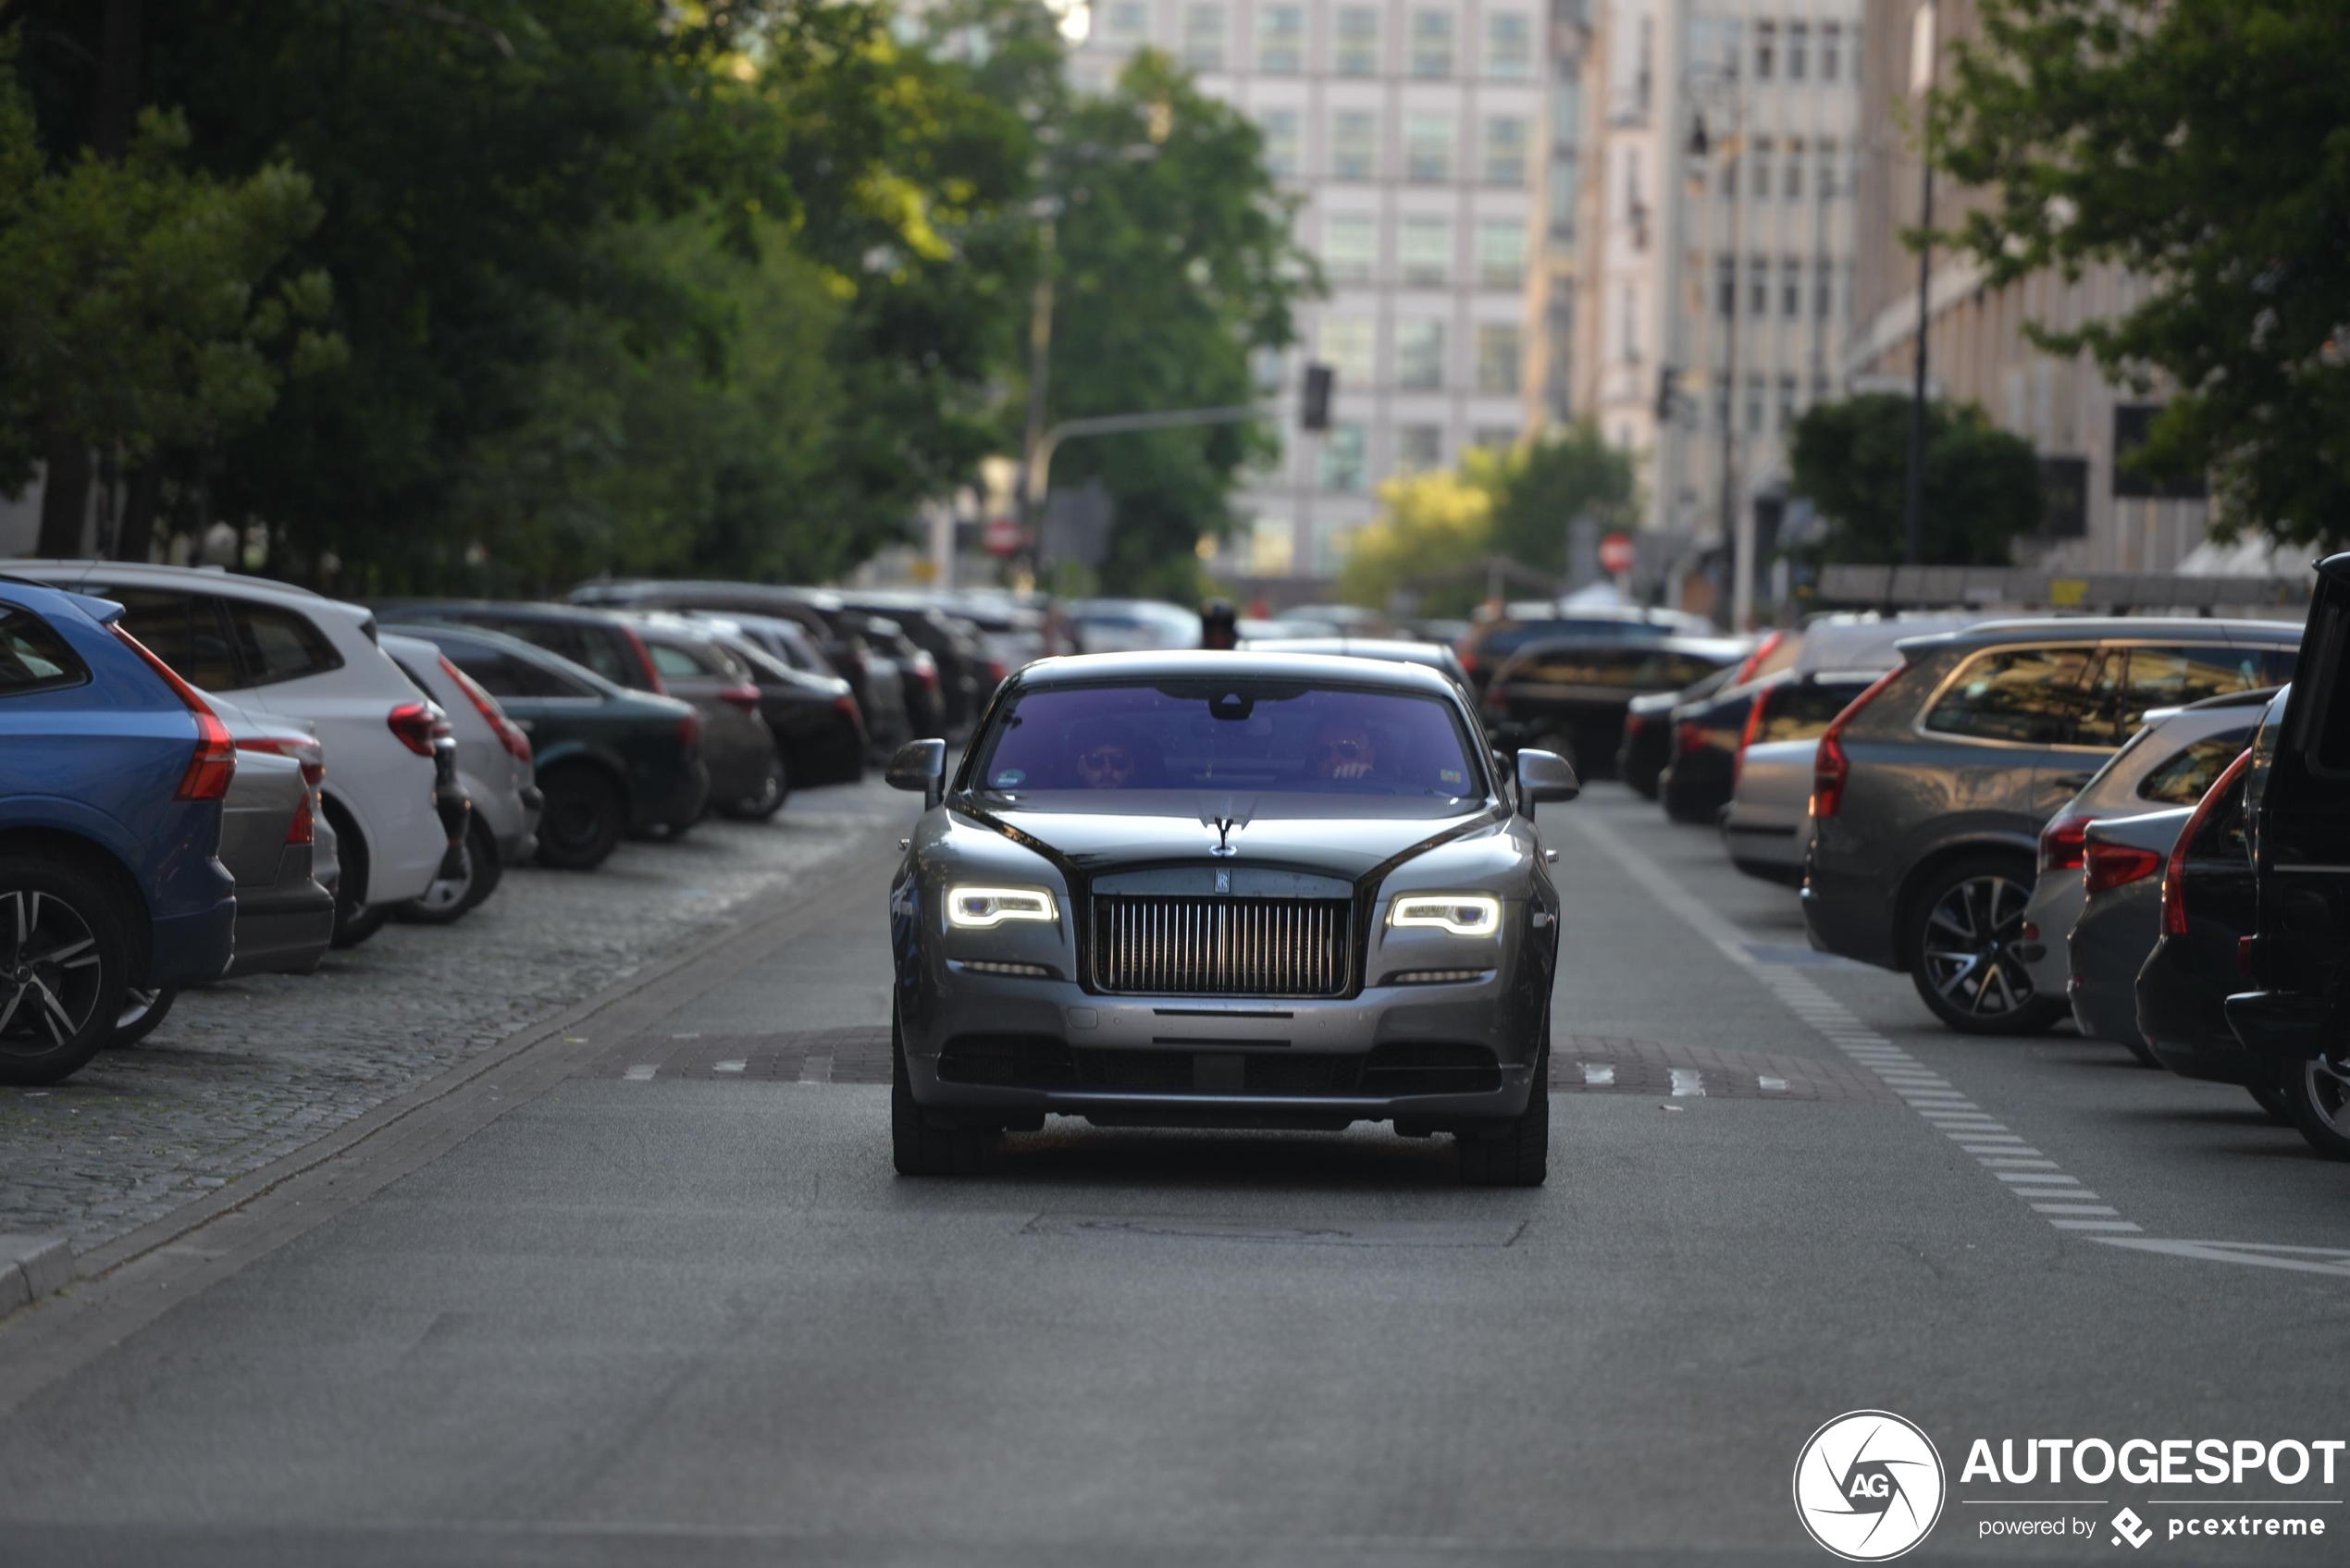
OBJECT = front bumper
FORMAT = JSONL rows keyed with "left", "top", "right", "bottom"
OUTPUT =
{"left": 899, "top": 968, "right": 1541, "bottom": 1130}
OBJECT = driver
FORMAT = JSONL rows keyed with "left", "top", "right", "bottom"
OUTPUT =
{"left": 1308, "top": 717, "right": 1378, "bottom": 782}
{"left": 1070, "top": 720, "right": 1149, "bottom": 790}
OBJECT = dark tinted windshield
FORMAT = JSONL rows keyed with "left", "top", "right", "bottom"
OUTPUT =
{"left": 971, "top": 682, "right": 1483, "bottom": 799}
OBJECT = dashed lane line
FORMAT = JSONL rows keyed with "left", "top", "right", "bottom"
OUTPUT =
{"left": 1563, "top": 812, "right": 2141, "bottom": 1240}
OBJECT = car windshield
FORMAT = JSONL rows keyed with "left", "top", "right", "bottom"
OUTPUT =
{"left": 969, "top": 681, "right": 1483, "bottom": 800}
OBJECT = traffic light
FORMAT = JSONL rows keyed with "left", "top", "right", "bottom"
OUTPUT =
{"left": 1655, "top": 366, "right": 1680, "bottom": 421}
{"left": 1301, "top": 363, "right": 1334, "bottom": 431}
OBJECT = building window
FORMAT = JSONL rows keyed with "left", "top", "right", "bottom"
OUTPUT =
{"left": 1788, "top": 22, "right": 1809, "bottom": 81}
{"left": 1259, "top": 109, "right": 1300, "bottom": 179}
{"left": 1821, "top": 22, "right": 1842, "bottom": 81}
{"left": 1322, "top": 214, "right": 1377, "bottom": 283}
{"left": 1816, "top": 138, "right": 1839, "bottom": 198}
{"left": 1782, "top": 256, "right": 1802, "bottom": 318}
{"left": 1473, "top": 426, "right": 1518, "bottom": 451}
{"left": 1256, "top": 5, "right": 1304, "bottom": 72}
{"left": 1410, "top": 10, "right": 1454, "bottom": 78}
{"left": 1749, "top": 255, "right": 1770, "bottom": 315}
{"left": 1402, "top": 217, "right": 1453, "bottom": 285}
{"left": 1716, "top": 253, "right": 1736, "bottom": 317}
{"left": 1486, "top": 11, "right": 1533, "bottom": 79}
{"left": 1477, "top": 220, "right": 1526, "bottom": 288}
{"left": 1331, "top": 110, "right": 1379, "bottom": 179}
{"left": 1476, "top": 324, "right": 1523, "bottom": 394}
{"left": 1334, "top": 6, "right": 1379, "bottom": 76}
{"left": 1396, "top": 320, "right": 1445, "bottom": 389}
{"left": 1754, "top": 19, "right": 1775, "bottom": 81}
{"left": 1246, "top": 515, "right": 1295, "bottom": 576}
{"left": 1320, "top": 425, "right": 1368, "bottom": 491}
{"left": 1404, "top": 113, "right": 1454, "bottom": 182}
{"left": 1712, "top": 381, "right": 1730, "bottom": 430}
{"left": 1745, "top": 374, "right": 1764, "bottom": 433}
{"left": 1785, "top": 137, "right": 1805, "bottom": 199}
{"left": 1749, "top": 137, "right": 1774, "bottom": 204}
{"left": 1777, "top": 375, "right": 1800, "bottom": 426}
{"left": 1183, "top": 4, "right": 1226, "bottom": 70}
{"left": 1483, "top": 116, "right": 1529, "bottom": 187}
{"left": 1321, "top": 315, "right": 1376, "bottom": 386}
{"left": 1103, "top": 2, "right": 1149, "bottom": 44}
{"left": 1396, "top": 425, "right": 1443, "bottom": 474}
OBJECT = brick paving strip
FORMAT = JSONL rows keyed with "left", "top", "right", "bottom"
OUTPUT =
{"left": 0, "top": 814, "right": 911, "bottom": 1415}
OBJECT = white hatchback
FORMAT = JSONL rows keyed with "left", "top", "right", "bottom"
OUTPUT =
{"left": 4, "top": 562, "right": 448, "bottom": 945}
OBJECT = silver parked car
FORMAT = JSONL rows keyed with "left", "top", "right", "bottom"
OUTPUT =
{"left": 884, "top": 651, "right": 1581, "bottom": 1185}
{"left": 381, "top": 632, "right": 542, "bottom": 922}
{"left": 2017, "top": 687, "right": 2275, "bottom": 1006}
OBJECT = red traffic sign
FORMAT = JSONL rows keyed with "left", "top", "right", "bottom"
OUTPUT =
{"left": 1598, "top": 531, "right": 1636, "bottom": 574}
{"left": 983, "top": 516, "right": 1022, "bottom": 556}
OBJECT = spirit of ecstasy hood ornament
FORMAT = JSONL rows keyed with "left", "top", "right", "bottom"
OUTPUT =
{"left": 1209, "top": 816, "right": 1240, "bottom": 858}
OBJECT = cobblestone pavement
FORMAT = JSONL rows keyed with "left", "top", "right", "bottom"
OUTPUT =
{"left": 0, "top": 780, "right": 909, "bottom": 1255}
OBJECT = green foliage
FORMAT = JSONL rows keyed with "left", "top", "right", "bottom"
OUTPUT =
{"left": 0, "top": 62, "right": 340, "bottom": 496}
{"left": 1931, "top": 0, "right": 2350, "bottom": 549}
{"left": 1484, "top": 421, "right": 1640, "bottom": 579}
{"left": 1787, "top": 394, "right": 2045, "bottom": 566}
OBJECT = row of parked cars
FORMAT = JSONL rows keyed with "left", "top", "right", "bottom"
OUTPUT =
{"left": 0, "top": 562, "right": 1035, "bottom": 1086}
{"left": 1466, "top": 569, "right": 2347, "bottom": 1160}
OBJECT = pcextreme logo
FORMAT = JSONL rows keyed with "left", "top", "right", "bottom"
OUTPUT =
{"left": 1793, "top": 1410, "right": 1949, "bottom": 1562}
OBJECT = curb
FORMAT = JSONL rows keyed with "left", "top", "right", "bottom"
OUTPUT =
{"left": 0, "top": 1235, "right": 72, "bottom": 1316}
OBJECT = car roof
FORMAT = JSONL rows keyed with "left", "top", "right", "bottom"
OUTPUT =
{"left": 7, "top": 559, "right": 377, "bottom": 627}
{"left": 1012, "top": 648, "right": 1462, "bottom": 698}
{"left": 1895, "top": 616, "right": 2304, "bottom": 658}
{"left": 1504, "top": 633, "right": 1750, "bottom": 660}
{"left": 384, "top": 598, "right": 635, "bottom": 626}
{"left": 1241, "top": 636, "right": 1453, "bottom": 661}
{"left": 0, "top": 574, "right": 126, "bottom": 627}
{"left": 572, "top": 578, "right": 846, "bottom": 611}
{"left": 380, "top": 619, "right": 628, "bottom": 696}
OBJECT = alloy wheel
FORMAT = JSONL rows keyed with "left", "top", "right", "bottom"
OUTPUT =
{"left": 1, "top": 889, "right": 105, "bottom": 1056}
{"left": 2302, "top": 1056, "right": 2350, "bottom": 1137}
{"left": 118, "top": 987, "right": 163, "bottom": 1030}
{"left": 1921, "top": 873, "right": 2038, "bottom": 1017}
{"left": 414, "top": 844, "right": 475, "bottom": 914}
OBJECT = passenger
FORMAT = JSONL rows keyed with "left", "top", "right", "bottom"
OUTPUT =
{"left": 1307, "top": 717, "right": 1378, "bottom": 782}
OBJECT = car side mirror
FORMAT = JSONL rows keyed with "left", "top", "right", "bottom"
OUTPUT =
{"left": 1515, "top": 747, "right": 1580, "bottom": 809}
{"left": 886, "top": 738, "right": 947, "bottom": 808}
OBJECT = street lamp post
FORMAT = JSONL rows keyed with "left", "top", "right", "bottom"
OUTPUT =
{"left": 1903, "top": 1, "right": 1938, "bottom": 569}
{"left": 1688, "top": 72, "right": 1750, "bottom": 631}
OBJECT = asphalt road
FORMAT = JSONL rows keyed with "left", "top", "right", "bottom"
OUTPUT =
{"left": 5, "top": 784, "right": 2349, "bottom": 1567}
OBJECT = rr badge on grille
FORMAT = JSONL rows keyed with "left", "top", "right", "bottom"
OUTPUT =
{"left": 1214, "top": 868, "right": 1231, "bottom": 895}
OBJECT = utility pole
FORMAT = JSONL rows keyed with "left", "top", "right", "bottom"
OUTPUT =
{"left": 1903, "top": 1, "right": 1938, "bottom": 569}
{"left": 1690, "top": 71, "right": 1750, "bottom": 632}
{"left": 1015, "top": 204, "right": 1058, "bottom": 580}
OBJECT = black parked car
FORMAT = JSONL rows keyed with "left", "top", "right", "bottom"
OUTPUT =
{"left": 1617, "top": 665, "right": 1737, "bottom": 799}
{"left": 1453, "top": 608, "right": 1711, "bottom": 693}
{"left": 385, "top": 624, "right": 706, "bottom": 870}
{"left": 384, "top": 601, "right": 667, "bottom": 695}
{"left": 1479, "top": 636, "right": 1745, "bottom": 779}
{"left": 2231, "top": 552, "right": 2350, "bottom": 1156}
{"left": 840, "top": 595, "right": 996, "bottom": 733}
{"left": 842, "top": 610, "right": 946, "bottom": 741}
{"left": 1661, "top": 671, "right": 1875, "bottom": 828}
{"left": 703, "top": 628, "right": 867, "bottom": 790}
{"left": 1802, "top": 618, "right": 2299, "bottom": 1034}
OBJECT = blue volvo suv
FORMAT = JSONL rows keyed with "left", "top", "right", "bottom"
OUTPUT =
{"left": 0, "top": 578, "right": 238, "bottom": 1084}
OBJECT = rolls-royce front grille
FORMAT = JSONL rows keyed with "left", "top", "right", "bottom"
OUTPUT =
{"left": 1089, "top": 895, "right": 1354, "bottom": 997}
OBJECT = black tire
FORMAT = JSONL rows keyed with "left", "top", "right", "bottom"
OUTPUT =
{"left": 332, "top": 900, "right": 390, "bottom": 948}
{"left": 1458, "top": 1021, "right": 1551, "bottom": 1187}
{"left": 2279, "top": 1055, "right": 2350, "bottom": 1160}
{"left": 537, "top": 766, "right": 625, "bottom": 870}
{"left": 0, "top": 856, "right": 132, "bottom": 1087}
{"left": 1905, "top": 855, "right": 2071, "bottom": 1035}
{"left": 320, "top": 799, "right": 387, "bottom": 948}
{"left": 396, "top": 815, "right": 501, "bottom": 925}
{"left": 109, "top": 985, "right": 178, "bottom": 1047}
{"left": 891, "top": 1006, "right": 989, "bottom": 1177}
{"left": 2249, "top": 1082, "right": 2294, "bottom": 1127}
{"left": 715, "top": 750, "right": 788, "bottom": 821}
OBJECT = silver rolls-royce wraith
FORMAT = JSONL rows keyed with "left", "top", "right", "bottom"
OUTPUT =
{"left": 884, "top": 650, "right": 1580, "bottom": 1185}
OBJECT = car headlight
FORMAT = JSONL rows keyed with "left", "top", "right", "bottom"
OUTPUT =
{"left": 1389, "top": 894, "right": 1503, "bottom": 937}
{"left": 945, "top": 884, "right": 1059, "bottom": 929}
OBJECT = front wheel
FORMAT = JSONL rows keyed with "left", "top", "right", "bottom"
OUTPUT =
{"left": 0, "top": 858, "right": 131, "bottom": 1087}
{"left": 537, "top": 768, "right": 625, "bottom": 870}
{"left": 2279, "top": 1055, "right": 2350, "bottom": 1160}
{"left": 1907, "top": 856, "right": 2070, "bottom": 1035}
{"left": 109, "top": 986, "right": 179, "bottom": 1047}
{"left": 1458, "top": 1023, "right": 1550, "bottom": 1187}
{"left": 891, "top": 1006, "right": 990, "bottom": 1177}
{"left": 715, "top": 751, "right": 788, "bottom": 821}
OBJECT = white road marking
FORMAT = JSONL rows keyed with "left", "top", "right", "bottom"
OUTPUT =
{"left": 1669, "top": 1068, "right": 1705, "bottom": 1097}
{"left": 1998, "top": 1172, "right": 2078, "bottom": 1185}
{"left": 713, "top": 1060, "right": 747, "bottom": 1075}
{"left": 2035, "top": 1204, "right": 2121, "bottom": 1216}
{"left": 1757, "top": 1075, "right": 1788, "bottom": 1092}
{"left": 623, "top": 1065, "right": 657, "bottom": 1082}
{"left": 2086, "top": 1239, "right": 2350, "bottom": 1278}
{"left": 1579, "top": 1063, "right": 1614, "bottom": 1087}
{"left": 798, "top": 1052, "right": 835, "bottom": 1085}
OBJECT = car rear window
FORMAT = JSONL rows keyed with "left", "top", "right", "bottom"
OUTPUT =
{"left": 1511, "top": 646, "right": 1725, "bottom": 690}
{"left": 443, "top": 643, "right": 597, "bottom": 700}
{"left": 94, "top": 587, "right": 239, "bottom": 691}
{"left": 2073, "top": 645, "right": 2297, "bottom": 745}
{"left": 972, "top": 682, "right": 1483, "bottom": 800}
{"left": 2137, "top": 730, "right": 2255, "bottom": 805}
{"left": 0, "top": 606, "right": 90, "bottom": 697}
{"left": 226, "top": 600, "right": 343, "bottom": 686}
{"left": 1923, "top": 646, "right": 2097, "bottom": 746}
{"left": 1757, "top": 679, "right": 1871, "bottom": 744}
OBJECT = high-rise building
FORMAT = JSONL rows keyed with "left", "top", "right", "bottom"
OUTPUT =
{"left": 1071, "top": 1, "right": 1551, "bottom": 583}
{"left": 1570, "top": 0, "right": 1863, "bottom": 588}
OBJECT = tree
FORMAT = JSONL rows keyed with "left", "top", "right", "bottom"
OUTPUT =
{"left": 1338, "top": 466, "right": 1494, "bottom": 618}
{"left": 1788, "top": 394, "right": 2045, "bottom": 566}
{"left": 1931, "top": 0, "right": 2350, "bottom": 549}
{"left": 1484, "top": 421, "right": 1640, "bottom": 578}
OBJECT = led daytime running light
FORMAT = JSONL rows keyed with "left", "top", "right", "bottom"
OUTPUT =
{"left": 1390, "top": 895, "right": 1503, "bottom": 937}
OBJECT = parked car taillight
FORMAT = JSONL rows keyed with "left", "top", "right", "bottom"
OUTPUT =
{"left": 1732, "top": 629, "right": 1785, "bottom": 686}
{"left": 717, "top": 683, "right": 761, "bottom": 712}
{"left": 1673, "top": 720, "right": 1704, "bottom": 757}
{"left": 832, "top": 692, "right": 864, "bottom": 730}
{"left": 909, "top": 650, "right": 940, "bottom": 690}
{"left": 1732, "top": 685, "right": 1774, "bottom": 788}
{"left": 284, "top": 787, "right": 316, "bottom": 846}
{"left": 623, "top": 623, "right": 667, "bottom": 696}
{"left": 439, "top": 655, "right": 532, "bottom": 763}
{"left": 387, "top": 702, "right": 439, "bottom": 757}
{"left": 2084, "top": 839, "right": 2162, "bottom": 895}
{"left": 1809, "top": 665, "right": 1906, "bottom": 821}
{"left": 677, "top": 711, "right": 702, "bottom": 749}
{"left": 2162, "top": 747, "right": 2253, "bottom": 938}
{"left": 110, "top": 624, "right": 236, "bottom": 801}
{"left": 2037, "top": 811, "right": 2094, "bottom": 875}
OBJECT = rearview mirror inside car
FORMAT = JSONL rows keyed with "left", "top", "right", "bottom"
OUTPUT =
{"left": 1515, "top": 747, "right": 1580, "bottom": 808}
{"left": 886, "top": 738, "right": 947, "bottom": 807}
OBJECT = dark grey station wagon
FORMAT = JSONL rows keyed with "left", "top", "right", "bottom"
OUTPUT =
{"left": 1802, "top": 618, "right": 2299, "bottom": 1034}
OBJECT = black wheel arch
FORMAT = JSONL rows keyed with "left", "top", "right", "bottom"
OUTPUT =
{"left": 0, "top": 827, "right": 151, "bottom": 984}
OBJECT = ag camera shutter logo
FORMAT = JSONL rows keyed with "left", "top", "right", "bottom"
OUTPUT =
{"left": 1793, "top": 1410, "right": 1948, "bottom": 1561}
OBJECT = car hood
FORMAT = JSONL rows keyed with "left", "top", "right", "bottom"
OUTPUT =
{"left": 964, "top": 792, "right": 1497, "bottom": 882}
